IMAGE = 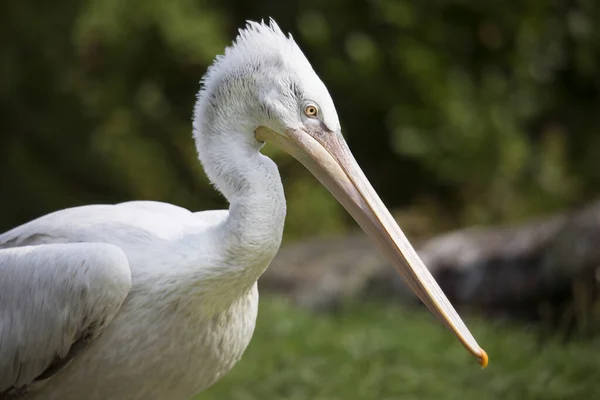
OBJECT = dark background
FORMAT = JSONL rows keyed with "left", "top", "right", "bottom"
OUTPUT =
{"left": 2, "top": 0, "right": 598, "bottom": 239}
{"left": 2, "top": 1, "right": 600, "bottom": 398}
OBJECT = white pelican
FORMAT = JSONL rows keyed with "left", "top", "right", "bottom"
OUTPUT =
{"left": 0, "top": 19, "right": 487, "bottom": 400}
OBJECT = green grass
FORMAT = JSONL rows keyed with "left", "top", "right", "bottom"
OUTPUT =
{"left": 196, "top": 296, "right": 599, "bottom": 400}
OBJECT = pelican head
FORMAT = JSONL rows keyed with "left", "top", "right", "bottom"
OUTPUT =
{"left": 195, "top": 19, "right": 487, "bottom": 368}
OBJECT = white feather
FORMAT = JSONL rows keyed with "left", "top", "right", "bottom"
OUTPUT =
{"left": 0, "top": 18, "right": 342, "bottom": 400}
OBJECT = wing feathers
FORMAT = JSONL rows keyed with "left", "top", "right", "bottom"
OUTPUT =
{"left": 0, "top": 243, "right": 132, "bottom": 396}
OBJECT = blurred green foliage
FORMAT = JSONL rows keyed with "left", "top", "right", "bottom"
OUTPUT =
{"left": 1, "top": 0, "right": 599, "bottom": 237}
{"left": 196, "top": 296, "right": 600, "bottom": 400}
{"left": 2, "top": 2, "right": 599, "bottom": 397}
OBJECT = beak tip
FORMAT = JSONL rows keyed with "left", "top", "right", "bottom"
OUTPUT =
{"left": 478, "top": 349, "right": 489, "bottom": 369}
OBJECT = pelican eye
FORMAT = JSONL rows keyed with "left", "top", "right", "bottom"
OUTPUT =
{"left": 304, "top": 104, "right": 319, "bottom": 118}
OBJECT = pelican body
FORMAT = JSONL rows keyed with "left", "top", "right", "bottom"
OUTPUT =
{"left": 0, "top": 20, "right": 486, "bottom": 400}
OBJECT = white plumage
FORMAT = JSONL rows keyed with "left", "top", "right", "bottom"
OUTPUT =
{"left": 0, "top": 19, "right": 486, "bottom": 400}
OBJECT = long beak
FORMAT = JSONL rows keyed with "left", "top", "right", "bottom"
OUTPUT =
{"left": 256, "top": 125, "right": 488, "bottom": 368}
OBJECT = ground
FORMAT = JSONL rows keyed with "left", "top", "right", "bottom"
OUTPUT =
{"left": 195, "top": 296, "right": 599, "bottom": 400}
